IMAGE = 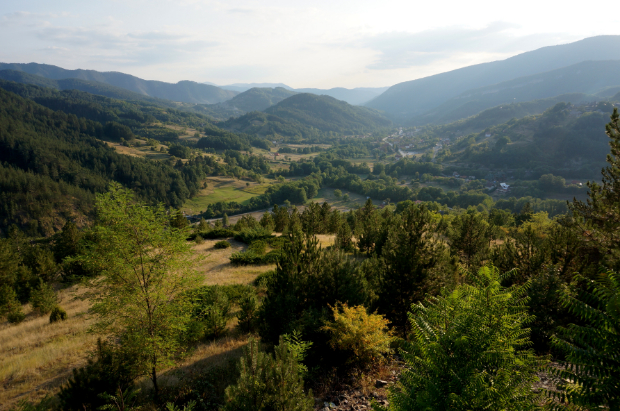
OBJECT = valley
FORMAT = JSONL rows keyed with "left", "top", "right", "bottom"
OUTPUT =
{"left": 1, "top": 33, "right": 620, "bottom": 411}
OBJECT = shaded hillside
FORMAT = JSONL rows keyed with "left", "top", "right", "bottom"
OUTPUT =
{"left": 0, "top": 62, "right": 238, "bottom": 104}
{"left": 416, "top": 61, "right": 620, "bottom": 125}
{"left": 451, "top": 102, "right": 616, "bottom": 176}
{"left": 0, "top": 70, "right": 181, "bottom": 108}
{"left": 222, "top": 93, "right": 392, "bottom": 137}
{"left": 0, "top": 87, "right": 212, "bottom": 235}
{"left": 420, "top": 93, "right": 597, "bottom": 137}
{"left": 365, "top": 35, "right": 620, "bottom": 120}
{"left": 195, "top": 87, "right": 297, "bottom": 120}
{"left": 0, "top": 79, "right": 226, "bottom": 137}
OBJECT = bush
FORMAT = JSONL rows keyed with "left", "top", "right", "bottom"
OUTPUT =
{"left": 30, "top": 280, "right": 58, "bottom": 315}
{"left": 223, "top": 337, "right": 313, "bottom": 411}
{"left": 194, "top": 234, "right": 204, "bottom": 245}
{"left": 214, "top": 240, "right": 231, "bottom": 249}
{"left": 322, "top": 303, "right": 393, "bottom": 367}
{"left": 188, "top": 228, "right": 235, "bottom": 241}
{"left": 229, "top": 250, "right": 282, "bottom": 265}
{"left": 59, "top": 339, "right": 140, "bottom": 411}
{"left": 248, "top": 240, "right": 267, "bottom": 255}
{"left": 234, "top": 227, "right": 274, "bottom": 244}
{"left": 7, "top": 308, "right": 25, "bottom": 324}
{"left": 389, "top": 266, "right": 543, "bottom": 410}
{"left": 190, "top": 286, "right": 232, "bottom": 339}
{"left": 50, "top": 306, "right": 68, "bottom": 323}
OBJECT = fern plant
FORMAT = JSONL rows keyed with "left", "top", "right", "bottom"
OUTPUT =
{"left": 388, "top": 265, "right": 544, "bottom": 411}
{"left": 547, "top": 271, "right": 620, "bottom": 410}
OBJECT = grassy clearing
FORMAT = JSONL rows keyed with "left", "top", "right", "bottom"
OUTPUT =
{"left": 312, "top": 187, "right": 380, "bottom": 211}
{"left": 105, "top": 140, "right": 171, "bottom": 160}
{"left": 181, "top": 177, "right": 272, "bottom": 214}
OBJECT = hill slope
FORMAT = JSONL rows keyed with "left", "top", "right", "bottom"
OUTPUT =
{"left": 414, "top": 61, "right": 620, "bottom": 125}
{"left": 365, "top": 35, "right": 620, "bottom": 120}
{"left": 0, "top": 70, "right": 183, "bottom": 108}
{"left": 222, "top": 93, "right": 392, "bottom": 137}
{"left": 0, "top": 62, "right": 238, "bottom": 104}
{"left": 195, "top": 87, "right": 298, "bottom": 119}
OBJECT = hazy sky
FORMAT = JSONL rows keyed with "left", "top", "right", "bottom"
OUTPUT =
{"left": 0, "top": 0, "right": 617, "bottom": 88}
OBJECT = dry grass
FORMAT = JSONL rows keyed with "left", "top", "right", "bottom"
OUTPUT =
{"left": 0, "top": 239, "right": 272, "bottom": 409}
{"left": 0, "top": 286, "right": 97, "bottom": 409}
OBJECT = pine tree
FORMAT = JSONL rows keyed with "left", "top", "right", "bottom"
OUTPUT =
{"left": 379, "top": 204, "right": 448, "bottom": 335}
{"left": 448, "top": 211, "right": 492, "bottom": 271}
{"left": 570, "top": 108, "right": 620, "bottom": 268}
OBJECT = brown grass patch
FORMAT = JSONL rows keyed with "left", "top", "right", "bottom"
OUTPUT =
{"left": 0, "top": 285, "right": 96, "bottom": 409}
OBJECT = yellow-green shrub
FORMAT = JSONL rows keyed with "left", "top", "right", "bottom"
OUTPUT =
{"left": 322, "top": 303, "right": 393, "bottom": 366}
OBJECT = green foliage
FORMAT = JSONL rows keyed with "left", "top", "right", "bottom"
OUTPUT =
{"left": 214, "top": 240, "right": 231, "bottom": 249}
{"left": 237, "top": 292, "right": 259, "bottom": 333}
{"left": 447, "top": 211, "right": 493, "bottom": 271}
{"left": 378, "top": 204, "right": 451, "bottom": 334}
{"left": 189, "top": 285, "right": 232, "bottom": 339}
{"left": 223, "top": 337, "right": 313, "bottom": 411}
{"left": 389, "top": 266, "right": 543, "bottom": 411}
{"left": 570, "top": 108, "right": 620, "bottom": 269}
{"left": 49, "top": 305, "right": 68, "bottom": 323}
{"left": 29, "top": 280, "right": 58, "bottom": 315}
{"left": 547, "top": 271, "right": 620, "bottom": 410}
{"left": 75, "top": 184, "right": 201, "bottom": 396}
{"left": 234, "top": 227, "right": 273, "bottom": 244}
{"left": 59, "top": 339, "right": 140, "bottom": 411}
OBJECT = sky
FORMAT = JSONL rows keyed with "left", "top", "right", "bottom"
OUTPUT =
{"left": 0, "top": 0, "right": 618, "bottom": 89}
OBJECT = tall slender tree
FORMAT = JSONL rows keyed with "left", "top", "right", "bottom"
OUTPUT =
{"left": 77, "top": 183, "right": 200, "bottom": 398}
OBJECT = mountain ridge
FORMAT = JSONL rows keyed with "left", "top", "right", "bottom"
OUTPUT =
{"left": 365, "top": 35, "right": 620, "bottom": 120}
{"left": 0, "top": 62, "right": 238, "bottom": 104}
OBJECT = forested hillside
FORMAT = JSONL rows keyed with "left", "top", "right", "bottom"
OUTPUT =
{"left": 0, "top": 70, "right": 182, "bottom": 108}
{"left": 0, "top": 87, "right": 217, "bottom": 235}
{"left": 448, "top": 102, "right": 615, "bottom": 175}
{"left": 222, "top": 93, "right": 392, "bottom": 137}
{"left": 0, "top": 62, "right": 238, "bottom": 104}
{"left": 195, "top": 87, "right": 297, "bottom": 120}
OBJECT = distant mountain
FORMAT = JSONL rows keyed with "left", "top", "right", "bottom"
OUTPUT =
{"left": 194, "top": 87, "right": 297, "bottom": 120}
{"left": 0, "top": 62, "right": 238, "bottom": 104}
{"left": 222, "top": 87, "right": 298, "bottom": 112}
{"left": 222, "top": 93, "right": 392, "bottom": 136}
{"left": 413, "top": 61, "right": 620, "bottom": 125}
{"left": 365, "top": 35, "right": 620, "bottom": 121}
{"left": 295, "top": 86, "right": 389, "bottom": 105}
{"left": 0, "top": 70, "right": 183, "bottom": 108}
{"left": 212, "top": 82, "right": 389, "bottom": 105}
{"left": 217, "top": 83, "right": 293, "bottom": 92}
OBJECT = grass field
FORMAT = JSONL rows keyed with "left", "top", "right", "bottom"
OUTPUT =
{"left": 182, "top": 177, "right": 273, "bottom": 214}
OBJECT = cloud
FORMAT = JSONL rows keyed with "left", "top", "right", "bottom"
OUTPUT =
{"left": 32, "top": 25, "right": 219, "bottom": 66}
{"left": 352, "top": 22, "right": 574, "bottom": 70}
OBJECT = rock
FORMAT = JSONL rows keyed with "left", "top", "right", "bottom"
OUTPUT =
{"left": 375, "top": 379, "right": 389, "bottom": 388}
